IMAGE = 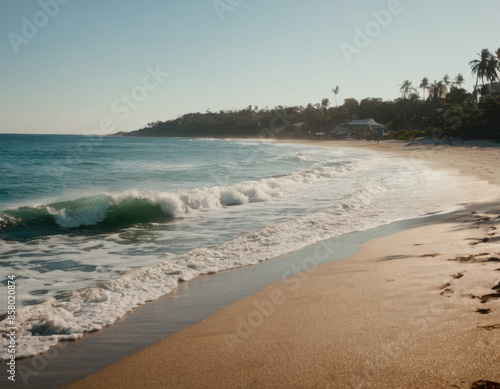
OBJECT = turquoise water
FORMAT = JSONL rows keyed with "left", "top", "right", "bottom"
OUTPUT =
{"left": 0, "top": 134, "right": 466, "bottom": 360}
{"left": 1, "top": 135, "right": 326, "bottom": 228}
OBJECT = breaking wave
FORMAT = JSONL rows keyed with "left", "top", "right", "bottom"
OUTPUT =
{"left": 0, "top": 162, "right": 358, "bottom": 239}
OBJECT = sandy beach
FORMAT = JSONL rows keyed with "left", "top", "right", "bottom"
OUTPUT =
{"left": 66, "top": 141, "right": 500, "bottom": 389}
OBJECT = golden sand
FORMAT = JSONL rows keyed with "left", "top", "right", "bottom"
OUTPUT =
{"left": 67, "top": 141, "right": 500, "bottom": 389}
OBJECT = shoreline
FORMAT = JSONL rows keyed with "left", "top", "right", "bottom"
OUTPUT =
{"left": 67, "top": 206, "right": 500, "bottom": 389}
{"left": 65, "top": 140, "right": 500, "bottom": 388}
{"left": 6, "top": 216, "right": 434, "bottom": 389}
{"left": 278, "top": 139, "right": 500, "bottom": 185}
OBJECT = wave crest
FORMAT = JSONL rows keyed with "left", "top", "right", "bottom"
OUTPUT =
{"left": 0, "top": 162, "right": 359, "bottom": 239}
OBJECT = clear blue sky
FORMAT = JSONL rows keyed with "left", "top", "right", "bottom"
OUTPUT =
{"left": 1, "top": 0, "right": 498, "bottom": 134}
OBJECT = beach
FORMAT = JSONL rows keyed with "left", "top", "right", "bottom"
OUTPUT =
{"left": 2, "top": 136, "right": 464, "bottom": 365}
{"left": 65, "top": 140, "right": 500, "bottom": 389}
{"left": 4, "top": 1, "right": 500, "bottom": 388}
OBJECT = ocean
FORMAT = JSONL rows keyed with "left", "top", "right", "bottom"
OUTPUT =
{"left": 0, "top": 134, "right": 467, "bottom": 360}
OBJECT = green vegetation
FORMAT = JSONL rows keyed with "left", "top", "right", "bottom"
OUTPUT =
{"left": 388, "top": 129, "right": 427, "bottom": 141}
{"left": 117, "top": 47, "right": 500, "bottom": 142}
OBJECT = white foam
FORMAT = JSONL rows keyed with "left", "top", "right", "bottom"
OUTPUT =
{"left": 48, "top": 199, "right": 110, "bottom": 228}
{"left": 41, "top": 162, "right": 361, "bottom": 229}
{"left": 0, "top": 153, "right": 474, "bottom": 361}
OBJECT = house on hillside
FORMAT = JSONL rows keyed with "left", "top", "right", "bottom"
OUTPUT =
{"left": 329, "top": 118, "right": 388, "bottom": 139}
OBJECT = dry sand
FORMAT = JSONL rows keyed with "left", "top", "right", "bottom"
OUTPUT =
{"left": 67, "top": 141, "right": 500, "bottom": 389}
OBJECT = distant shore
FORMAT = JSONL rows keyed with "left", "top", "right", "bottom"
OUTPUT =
{"left": 67, "top": 141, "right": 500, "bottom": 389}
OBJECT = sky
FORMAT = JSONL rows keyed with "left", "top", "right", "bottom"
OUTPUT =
{"left": 0, "top": 0, "right": 499, "bottom": 135}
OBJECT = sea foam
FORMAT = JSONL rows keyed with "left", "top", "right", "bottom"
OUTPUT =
{"left": 0, "top": 161, "right": 359, "bottom": 236}
{"left": 0, "top": 154, "right": 468, "bottom": 361}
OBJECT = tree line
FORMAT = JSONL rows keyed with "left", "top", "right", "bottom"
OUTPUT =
{"left": 118, "top": 47, "right": 500, "bottom": 141}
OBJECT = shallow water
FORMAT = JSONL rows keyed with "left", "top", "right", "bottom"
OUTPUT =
{"left": 6, "top": 214, "right": 437, "bottom": 389}
{"left": 0, "top": 135, "right": 467, "bottom": 360}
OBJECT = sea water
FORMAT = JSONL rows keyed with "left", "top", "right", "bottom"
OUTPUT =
{"left": 0, "top": 135, "right": 467, "bottom": 359}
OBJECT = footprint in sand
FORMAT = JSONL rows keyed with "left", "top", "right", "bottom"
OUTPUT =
{"left": 471, "top": 380, "right": 500, "bottom": 388}
{"left": 448, "top": 253, "right": 491, "bottom": 262}
{"left": 439, "top": 274, "right": 467, "bottom": 296}
{"left": 478, "top": 282, "right": 500, "bottom": 303}
{"left": 476, "top": 308, "right": 492, "bottom": 315}
{"left": 477, "top": 324, "right": 500, "bottom": 331}
{"left": 469, "top": 238, "right": 490, "bottom": 246}
{"left": 440, "top": 287, "right": 454, "bottom": 297}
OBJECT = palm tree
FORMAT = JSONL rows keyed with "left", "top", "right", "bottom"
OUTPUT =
{"left": 331, "top": 86, "right": 340, "bottom": 107}
{"left": 486, "top": 55, "right": 499, "bottom": 96}
{"left": 442, "top": 74, "right": 451, "bottom": 90}
{"left": 321, "top": 98, "right": 330, "bottom": 110}
{"left": 469, "top": 49, "right": 492, "bottom": 101}
{"left": 453, "top": 73, "right": 465, "bottom": 88}
{"left": 428, "top": 80, "right": 447, "bottom": 103}
{"left": 419, "top": 77, "right": 429, "bottom": 100}
{"left": 408, "top": 92, "right": 420, "bottom": 104}
{"left": 399, "top": 80, "right": 414, "bottom": 99}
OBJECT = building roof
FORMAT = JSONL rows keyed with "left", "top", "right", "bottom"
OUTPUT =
{"left": 330, "top": 118, "right": 386, "bottom": 134}
{"left": 347, "top": 118, "right": 385, "bottom": 127}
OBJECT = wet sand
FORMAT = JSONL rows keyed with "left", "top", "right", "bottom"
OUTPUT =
{"left": 67, "top": 141, "right": 500, "bottom": 389}
{"left": 11, "top": 216, "right": 432, "bottom": 388}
